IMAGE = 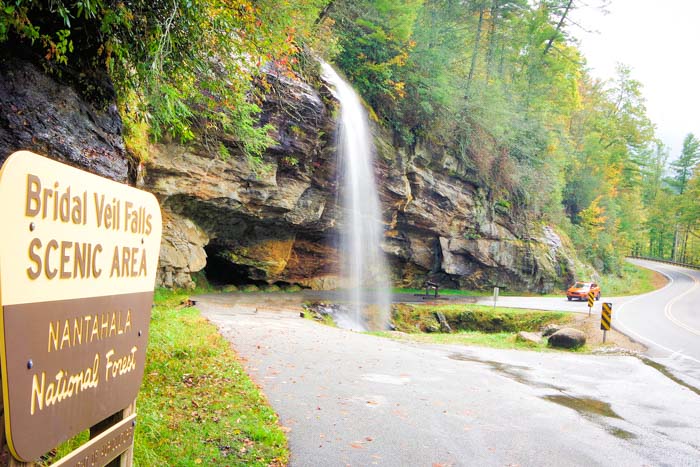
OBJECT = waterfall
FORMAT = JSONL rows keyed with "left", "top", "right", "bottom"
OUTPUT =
{"left": 321, "top": 62, "right": 392, "bottom": 331}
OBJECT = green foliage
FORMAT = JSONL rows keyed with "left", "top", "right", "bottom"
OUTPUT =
{"left": 42, "top": 289, "right": 288, "bottom": 465}
{"left": 323, "top": 0, "right": 695, "bottom": 275}
{"left": 391, "top": 303, "right": 570, "bottom": 333}
{"left": 137, "top": 289, "right": 289, "bottom": 465}
{"left": 598, "top": 262, "right": 665, "bottom": 297}
{"left": 1, "top": 0, "right": 329, "bottom": 163}
{"left": 4, "top": 0, "right": 697, "bottom": 274}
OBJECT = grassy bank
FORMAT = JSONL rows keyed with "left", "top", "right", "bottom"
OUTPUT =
{"left": 45, "top": 289, "right": 288, "bottom": 466}
{"left": 135, "top": 289, "right": 288, "bottom": 466}
{"left": 392, "top": 303, "right": 571, "bottom": 334}
{"left": 373, "top": 303, "right": 575, "bottom": 351}
{"left": 372, "top": 329, "right": 567, "bottom": 350}
{"left": 395, "top": 261, "right": 667, "bottom": 299}
{"left": 598, "top": 262, "right": 667, "bottom": 296}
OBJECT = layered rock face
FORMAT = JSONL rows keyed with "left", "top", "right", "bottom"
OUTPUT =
{"left": 143, "top": 69, "right": 342, "bottom": 289}
{"left": 0, "top": 56, "right": 576, "bottom": 292}
{"left": 378, "top": 147, "right": 576, "bottom": 292}
{"left": 145, "top": 68, "right": 576, "bottom": 292}
{"left": 0, "top": 56, "right": 128, "bottom": 182}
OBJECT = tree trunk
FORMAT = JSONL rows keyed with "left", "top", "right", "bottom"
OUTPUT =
{"left": 672, "top": 224, "right": 679, "bottom": 261}
{"left": 543, "top": 0, "right": 574, "bottom": 56}
{"left": 485, "top": 2, "right": 499, "bottom": 83}
{"left": 681, "top": 226, "right": 690, "bottom": 262}
{"left": 466, "top": 6, "right": 485, "bottom": 95}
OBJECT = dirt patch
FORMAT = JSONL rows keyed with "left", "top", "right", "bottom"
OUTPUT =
{"left": 567, "top": 313, "right": 645, "bottom": 352}
{"left": 651, "top": 270, "right": 669, "bottom": 289}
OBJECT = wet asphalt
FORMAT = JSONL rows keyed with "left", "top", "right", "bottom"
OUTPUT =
{"left": 195, "top": 292, "right": 700, "bottom": 466}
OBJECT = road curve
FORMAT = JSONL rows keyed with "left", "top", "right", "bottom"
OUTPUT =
{"left": 615, "top": 259, "right": 700, "bottom": 386}
{"left": 196, "top": 298, "right": 700, "bottom": 466}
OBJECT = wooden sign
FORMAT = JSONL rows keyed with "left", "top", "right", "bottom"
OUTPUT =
{"left": 0, "top": 151, "right": 162, "bottom": 462}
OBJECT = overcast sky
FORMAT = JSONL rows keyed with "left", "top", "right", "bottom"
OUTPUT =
{"left": 570, "top": 0, "right": 700, "bottom": 159}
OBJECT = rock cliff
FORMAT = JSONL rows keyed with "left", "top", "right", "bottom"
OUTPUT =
{"left": 0, "top": 56, "right": 577, "bottom": 292}
{"left": 0, "top": 56, "right": 128, "bottom": 181}
{"left": 144, "top": 66, "right": 577, "bottom": 292}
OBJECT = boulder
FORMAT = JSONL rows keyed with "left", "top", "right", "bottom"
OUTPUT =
{"left": 434, "top": 312, "right": 453, "bottom": 333}
{"left": 516, "top": 331, "right": 542, "bottom": 345}
{"left": 541, "top": 324, "right": 562, "bottom": 337}
{"left": 548, "top": 328, "right": 586, "bottom": 349}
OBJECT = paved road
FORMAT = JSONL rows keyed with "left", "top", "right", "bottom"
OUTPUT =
{"left": 196, "top": 296, "right": 700, "bottom": 466}
{"left": 472, "top": 259, "right": 700, "bottom": 387}
{"left": 614, "top": 259, "right": 700, "bottom": 387}
{"left": 472, "top": 294, "right": 632, "bottom": 314}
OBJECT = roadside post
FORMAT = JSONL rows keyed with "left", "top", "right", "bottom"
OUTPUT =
{"left": 587, "top": 291, "right": 595, "bottom": 316}
{"left": 493, "top": 287, "right": 499, "bottom": 309}
{"left": 0, "top": 151, "right": 162, "bottom": 465}
{"left": 601, "top": 302, "right": 613, "bottom": 343}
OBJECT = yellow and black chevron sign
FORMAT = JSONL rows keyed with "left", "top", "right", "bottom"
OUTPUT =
{"left": 587, "top": 291, "right": 595, "bottom": 308}
{"left": 601, "top": 302, "right": 612, "bottom": 330}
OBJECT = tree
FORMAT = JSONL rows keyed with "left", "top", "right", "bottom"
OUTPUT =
{"left": 668, "top": 133, "right": 700, "bottom": 195}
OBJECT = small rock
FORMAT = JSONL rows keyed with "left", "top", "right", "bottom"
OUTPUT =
{"left": 222, "top": 284, "right": 239, "bottom": 293}
{"left": 516, "top": 331, "right": 542, "bottom": 344}
{"left": 548, "top": 328, "right": 586, "bottom": 349}
{"left": 541, "top": 324, "right": 561, "bottom": 337}
{"left": 434, "top": 312, "right": 452, "bottom": 333}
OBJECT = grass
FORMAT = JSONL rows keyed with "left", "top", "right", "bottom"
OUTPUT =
{"left": 135, "top": 289, "right": 288, "bottom": 466}
{"left": 392, "top": 303, "right": 571, "bottom": 334}
{"left": 598, "top": 261, "right": 667, "bottom": 296}
{"left": 43, "top": 288, "right": 288, "bottom": 466}
{"left": 369, "top": 329, "right": 590, "bottom": 352}
{"left": 369, "top": 303, "right": 580, "bottom": 352}
{"left": 370, "top": 330, "right": 550, "bottom": 350}
{"left": 396, "top": 260, "right": 666, "bottom": 299}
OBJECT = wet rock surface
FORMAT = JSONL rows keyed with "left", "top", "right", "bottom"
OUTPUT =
{"left": 0, "top": 56, "right": 128, "bottom": 182}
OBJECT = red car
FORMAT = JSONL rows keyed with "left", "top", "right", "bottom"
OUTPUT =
{"left": 566, "top": 282, "right": 601, "bottom": 301}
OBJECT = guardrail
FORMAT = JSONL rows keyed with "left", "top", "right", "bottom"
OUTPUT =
{"left": 627, "top": 255, "right": 700, "bottom": 271}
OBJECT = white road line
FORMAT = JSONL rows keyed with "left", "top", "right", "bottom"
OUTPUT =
{"left": 615, "top": 263, "right": 700, "bottom": 364}
{"left": 664, "top": 270, "right": 700, "bottom": 336}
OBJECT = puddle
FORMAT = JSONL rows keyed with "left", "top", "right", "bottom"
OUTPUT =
{"left": 449, "top": 354, "right": 639, "bottom": 442}
{"left": 361, "top": 373, "right": 411, "bottom": 385}
{"left": 542, "top": 395, "right": 621, "bottom": 419}
{"left": 640, "top": 357, "right": 700, "bottom": 396}
{"left": 449, "top": 353, "right": 563, "bottom": 390}
{"left": 655, "top": 419, "right": 691, "bottom": 428}
{"left": 607, "top": 426, "right": 637, "bottom": 440}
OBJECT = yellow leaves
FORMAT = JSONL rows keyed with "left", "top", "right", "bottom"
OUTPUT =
{"left": 579, "top": 196, "right": 607, "bottom": 234}
{"left": 387, "top": 50, "right": 409, "bottom": 67}
{"left": 389, "top": 80, "right": 406, "bottom": 99}
{"left": 602, "top": 163, "right": 623, "bottom": 198}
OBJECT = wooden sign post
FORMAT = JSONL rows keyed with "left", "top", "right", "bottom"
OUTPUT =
{"left": 587, "top": 291, "right": 595, "bottom": 316}
{"left": 0, "top": 151, "right": 162, "bottom": 465}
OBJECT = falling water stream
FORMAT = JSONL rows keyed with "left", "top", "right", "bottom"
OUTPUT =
{"left": 321, "top": 62, "right": 391, "bottom": 331}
